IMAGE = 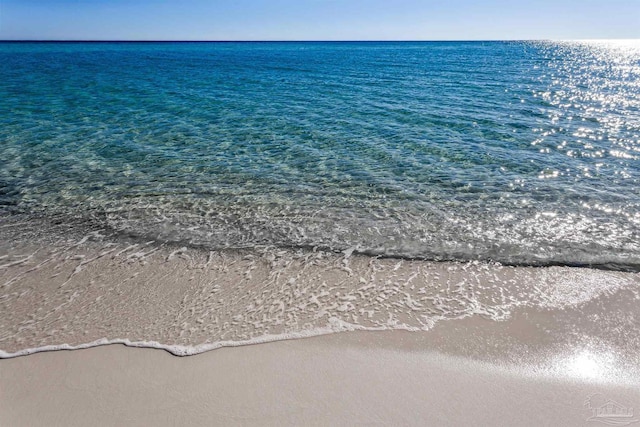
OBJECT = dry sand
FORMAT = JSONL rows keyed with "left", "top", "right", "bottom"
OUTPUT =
{"left": 1, "top": 329, "right": 639, "bottom": 426}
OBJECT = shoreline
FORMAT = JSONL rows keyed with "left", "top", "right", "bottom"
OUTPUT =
{"left": 2, "top": 232, "right": 639, "bottom": 361}
{"left": 2, "top": 287, "right": 640, "bottom": 386}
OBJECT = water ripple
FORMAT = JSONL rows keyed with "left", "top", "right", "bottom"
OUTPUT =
{"left": 1, "top": 41, "right": 640, "bottom": 268}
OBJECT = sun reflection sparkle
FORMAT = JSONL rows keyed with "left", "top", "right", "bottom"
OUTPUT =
{"left": 560, "top": 348, "right": 617, "bottom": 381}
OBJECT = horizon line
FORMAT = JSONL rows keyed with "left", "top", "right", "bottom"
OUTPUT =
{"left": 2, "top": 38, "right": 638, "bottom": 43}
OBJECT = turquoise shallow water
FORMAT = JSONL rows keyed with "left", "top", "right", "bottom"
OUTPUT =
{"left": 1, "top": 41, "right": 640, "bottom": 268}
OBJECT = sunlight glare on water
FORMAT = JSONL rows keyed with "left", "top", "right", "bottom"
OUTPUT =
{"left": 1, "top": 41, "right": 639, "bottom": 268}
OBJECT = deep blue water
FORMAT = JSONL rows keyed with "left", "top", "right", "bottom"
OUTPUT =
{"left": 1, "top": 41, "right": 640, "bottom": 268}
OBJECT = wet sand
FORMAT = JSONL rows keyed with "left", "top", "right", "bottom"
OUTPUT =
{"left": 1, "top": 227, "right": 639, "bottom": 425}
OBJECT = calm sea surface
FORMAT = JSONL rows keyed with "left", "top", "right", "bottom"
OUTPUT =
{"left": 1, "top": 41, "right": 640, "bottom": 268}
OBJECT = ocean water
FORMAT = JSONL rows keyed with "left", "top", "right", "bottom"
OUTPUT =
{"left": 2, "top": 41, "right": 640, "bottom": 269}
